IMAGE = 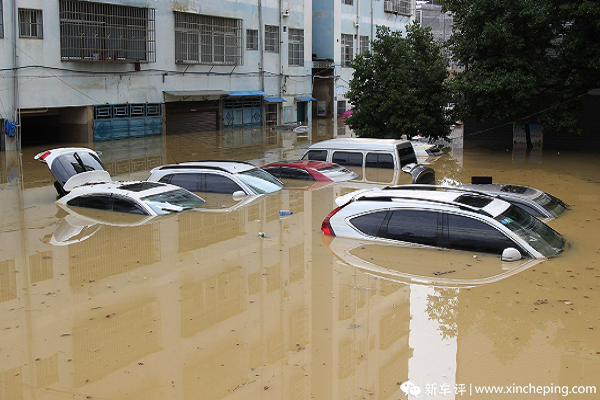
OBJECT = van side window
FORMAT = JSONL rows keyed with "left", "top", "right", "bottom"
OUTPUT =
{"left": 332, "top": 151, "right": 363, "bottom": 167}
{"left": 397, "top": 147, "right": 417, "bottom": 167}
{"left": 305, "top": 150, "right": 327, "bottom": 161}
{"left": 366, "top": 153, "right": 394, "bottom": 169}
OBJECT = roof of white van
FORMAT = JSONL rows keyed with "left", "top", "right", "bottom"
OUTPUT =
{"left": 307, "top": 138, "right": 412, "bottom": 151}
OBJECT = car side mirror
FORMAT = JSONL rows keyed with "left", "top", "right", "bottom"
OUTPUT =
{"left": 232, "top": 190, "right": 247, "bottom": 201}
{"left": 502, "top": 247, "right": 522, "bottom": 262}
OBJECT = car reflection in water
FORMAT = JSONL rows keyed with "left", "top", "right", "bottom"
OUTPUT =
{"left": 325, "top": 237, "right": 543, "bottom": 288}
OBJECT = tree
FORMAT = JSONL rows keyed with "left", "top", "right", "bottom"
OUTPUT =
{"left": 442, "top": 0, "right": 600, "bottom": 133}
{"left": 345, "top": 24, "right": 452, "bottom": 140}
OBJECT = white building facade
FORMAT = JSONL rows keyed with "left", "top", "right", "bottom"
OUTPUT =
{"left": 0, "top": 0, "right": 313, "bottom": 150}
{"left": 311, "top": 0, "right": 415, "bottom": 120}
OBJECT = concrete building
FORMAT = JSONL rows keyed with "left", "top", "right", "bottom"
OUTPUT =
{"left": 0, "top": 0, "right": 314, "bottom": 151}
{"left": 311, "top": 0, "right": 415, "bottom": 120}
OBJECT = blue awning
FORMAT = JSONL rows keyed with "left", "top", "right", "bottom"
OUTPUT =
{"left": 295, "top": 96, "right": 317, "bottom": 101}
{"left": 229, "top": 90, "right": 267, "bottom": 96}
{"left": 264, "top": 97, "right": 286, "bottom": 103}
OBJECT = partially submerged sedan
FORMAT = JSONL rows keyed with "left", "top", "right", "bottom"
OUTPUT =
{"left": 261, "top": 160, "right": 359, "bottom": 183}
{"left": 58, "top": 181, "right": 205, "bottom": 216}
{"left": 322, "top": 188, "right": 566, "bottom": 261}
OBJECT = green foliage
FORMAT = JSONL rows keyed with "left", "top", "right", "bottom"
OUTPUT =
{"left": 441, "top": 0, "right": 600, "bottom": 133}
{"left": 345, "top": 24, "right": 452, "bottom": 140}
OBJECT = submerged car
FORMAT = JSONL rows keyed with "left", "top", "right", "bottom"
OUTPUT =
{"left": 458, "top": 183, "right": 568, "bottom": 219}
{"left": 321, "top": 188, "right": 566, "bottom": 260}
{"left": 261, "top": 160, "right": 359, "bottom": 183}
{"left": 34, "top": 147, "right": 107, "bottom": 196}
{"left": 57, "top": 181, "right": 206, "bottom": 216}
{"left": 146, "top": 161, "right": 284, "bottom": 196}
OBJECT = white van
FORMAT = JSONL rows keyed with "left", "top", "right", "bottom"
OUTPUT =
{"left": 300, "top": 138, "right": 418, "bottom": 169}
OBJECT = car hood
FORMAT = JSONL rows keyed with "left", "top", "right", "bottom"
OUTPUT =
{"left": 63, "top": 170, "right": 112, "bottom": 192}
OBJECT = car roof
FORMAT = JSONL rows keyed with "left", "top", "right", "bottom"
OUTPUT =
{"left": 342, "top": 188, "right": 511, "bottom": 218}
{"left": 263, "top": 160, "right": 339, "bottom": 170}
{"left": 306, "top": 138, "right": 412, "bottom": 151}
{"left": 152, "top": 160, "right": 256, "bottom": 174}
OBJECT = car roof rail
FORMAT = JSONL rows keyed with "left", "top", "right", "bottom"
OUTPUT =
{"left": 158, "top": 164, "right": 230, "bottom": 172}
{"left": 355, "top": 192, "right": 493, "bottom": 217}
{"left": 192, "top": 159, "right": 257, "bottom": 167}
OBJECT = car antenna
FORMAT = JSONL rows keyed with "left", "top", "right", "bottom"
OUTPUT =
{"left": 172, "top": 157, "right": 179, "bottom": 164}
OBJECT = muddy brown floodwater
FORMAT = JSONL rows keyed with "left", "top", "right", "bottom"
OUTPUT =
{"left": 0, "top": 122, "right": 599, "bottom": 400}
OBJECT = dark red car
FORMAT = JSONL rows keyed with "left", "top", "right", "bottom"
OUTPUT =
{"left": 261, "top": 160, "right": 359, "bottom": 183}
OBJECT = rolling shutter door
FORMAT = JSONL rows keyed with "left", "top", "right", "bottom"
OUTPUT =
{"left": 166, "top": 101, "right": 219, "bottom": 134}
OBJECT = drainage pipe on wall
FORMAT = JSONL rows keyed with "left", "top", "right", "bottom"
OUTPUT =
{"left": 11, "top": 0, "right": 20, "bottom": 150}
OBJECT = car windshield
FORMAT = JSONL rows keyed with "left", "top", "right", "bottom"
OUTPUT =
{"left": 533, "top": 192, "right": 567, "bottom": 218}
{"left": 50, "top": 152, "right": 105, "bottom": 185}
{"left": 496, "top": 205, "right": 565, "bottom": 257}
{"left": 237, "top": 168, "right": 284, "bottom": 194}
{"left": 141, "top": 189, "right": 205, "bottom": 214}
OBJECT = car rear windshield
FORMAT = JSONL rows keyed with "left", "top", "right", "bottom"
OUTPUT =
{"left": 496, "top": 205, "right": 564, "bottom": 257}
{"left": 237, "top": 168, "right": 284, "bottom": 194}
{"left": 397, "top": 146, "right": 417, "bottom": 167}
{"left": 50, "top": 152, "right": 105, "bottom": 185}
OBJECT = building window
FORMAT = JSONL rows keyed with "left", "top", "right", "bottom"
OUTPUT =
{"left": 288, "top": 28, "right": 304, "bottom": 66}
{"left": 337, "top": 100, "right": 347, "bottom": 117}
{"left": 360, "top": 35, "right": 369, "bottom": 54}
{"left": 175, "top": 12, "right": 243, "bottom": 65}
{"left": 384, "top": 0, "right": 412, "bottom": 16}
{"left": 0, "top": 1, "right": 4, "bottom": 38}
{"left": 342, "top": 0, "right": 353, "bottom": 4}
{"left": 59, "top": 0, "right": 155, "bottom": 62}
{"left": 341, "top": 34, "right": 353, "bottom": 67}
{"left": 246, "top": 29, "right": 258, "bottom": 50}
{"left": 266, "top": 103, "right": 278, "bottom": 125}
{"left": 19, "top": 9, "right": 43, "bottom": 39}
{"left": 265, "top": 25, "right": 279, "bottom": 53}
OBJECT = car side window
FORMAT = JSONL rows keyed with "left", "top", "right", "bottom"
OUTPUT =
{"left": 67, "top": 195, "right": 111, "bottom": 210}
{"left": 112, "top": 197, "right": 148, "bottom": 215}
{"left": 446, "top": 214, "right": 519, "bottom": 254}
{"left": 332, "top": 151, "right": 363, "bottom": 167}
{"left": 350, "top": 211, "right": 388, "bottom": 236}
{"left": 382, "top": 209, "right": 439, "bottom": 246}
{"left": 263, "top": 167, "right": 281, "bottom": 178}
{"left": 280, "top": 167, "right": 314, "bottom": 181}
{"left": 204, "top": 174, "right": 243, "bottom": 194}
{"left": 508, "top": 201, "right": 544, "bottom": 217}
{"left": 366, "top": 153, "right": 394, "bottom": 169}
{"left": 169, "top": 173, "right": 201, "bottom": 192}
{"left": 305, "top": 150, "right": 328, "bottom": 161}
{"left": 157, "top": 174, "right": 172, "bottom": 184}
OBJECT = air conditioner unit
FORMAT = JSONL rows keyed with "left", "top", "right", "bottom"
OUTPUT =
{"left": 282, "top": 10, "right": 290, "bottom": 17}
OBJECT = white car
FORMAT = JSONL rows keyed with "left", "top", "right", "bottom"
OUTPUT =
{"left": 322, "top": 188, "right": 566, "bottom": 261}
{"left": 57, "top": 180, "right": 206, "bottom": 216}
{"left": 34, "top": 147, "right": 107, "bottom": 196}
{"left": 146, "top": 160, "right": 284, "bottom": 196}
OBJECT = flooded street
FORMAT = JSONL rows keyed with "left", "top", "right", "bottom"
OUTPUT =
{"left": 1, "top": 122, "right": 599, "bottom": 400}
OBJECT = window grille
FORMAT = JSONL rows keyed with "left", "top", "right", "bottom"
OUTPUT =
{"left": 175, "top": 12, "right": 243, "bottom": 65}
{"left": 59, "top": 0, "right": 155, "bottom": 62}
{"left": 342, "top": 0, "right": 353, "bottom": 5}
{"left": 341, "top": 34, "right": 353, "bottom": 67}
{"left": 19, "top": 9, "right": 43, "bottom": 39}
{"left": 246, "top": 29, "right": 258, "bottom": 50}
{"left": 360, "top": 35, "right": 369, "bottom": 54}
{"left": 93, "top": 104, "right": 161, "bottom": 119}
{"left": 265, "top": 25, "right": 279, "bottom": 53}
{"left": 0, "top": 1, "right": 4, "bottom": 38}
{"left": 288, "top": 28, "right": 304, "bottom": 67}
{"left": 384, "top": 0, "right": 412, "bottom": 16}
{"left": 337, "top": 100, "right": 347, "bottom": 117}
